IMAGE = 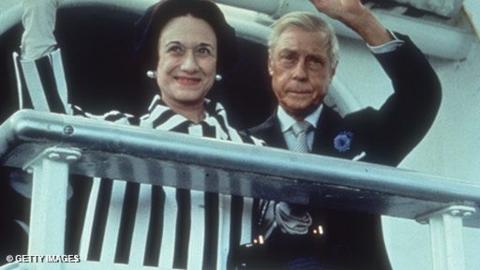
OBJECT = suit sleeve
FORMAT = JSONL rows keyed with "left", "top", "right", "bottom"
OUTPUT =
{"left": 348, "top": 33, "right": 442, "bottom": 166}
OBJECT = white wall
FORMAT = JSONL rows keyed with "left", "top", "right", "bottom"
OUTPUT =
{"left": 334, "top": 33, "right": 480, "bottom": 270}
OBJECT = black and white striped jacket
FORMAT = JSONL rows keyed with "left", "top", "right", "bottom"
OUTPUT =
{"left": 13, "top": 49, "right": 263, "bottom": 269}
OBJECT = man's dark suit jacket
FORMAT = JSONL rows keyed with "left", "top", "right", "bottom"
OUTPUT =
{"left": 244, "top": 34, "right": 441, "bottom": 270}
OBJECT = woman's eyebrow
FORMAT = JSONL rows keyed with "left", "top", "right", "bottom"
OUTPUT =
{"left": 197, "top": 42, "right": 214, "bottom": 48}
{"left": 164, "top": 41, "right": 214, "bottom": 48}
{"left": 164, "top": 41, "right": 182, "bottom": 46}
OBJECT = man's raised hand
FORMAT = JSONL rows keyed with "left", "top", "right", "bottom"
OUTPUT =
{"left": 309, "top": 0, "right": 368, "bottom": 23}
{"left": 310, "top": 0, "right": 392, "bottom": 46}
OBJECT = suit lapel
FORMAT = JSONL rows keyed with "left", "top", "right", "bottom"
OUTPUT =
{"left": 312, "top": 106, "right": 368, "bottom": 160}
{"left": 311, "top": 106, "right": 344, "bottom": 156}
{"left": 263, "top": 115, "right": 288, "bottom": 149}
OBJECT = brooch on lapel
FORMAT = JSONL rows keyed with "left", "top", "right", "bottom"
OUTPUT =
{"left": 333, "top": 131, "right": 353, "bottom": 152}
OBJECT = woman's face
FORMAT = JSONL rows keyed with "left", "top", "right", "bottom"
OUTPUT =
{"left": 156, "top": 15, "right": 217, "bottom": 109}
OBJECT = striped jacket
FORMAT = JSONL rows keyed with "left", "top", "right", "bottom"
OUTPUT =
{"left": 13, "top": 49, "right": 263, "bottom": 269}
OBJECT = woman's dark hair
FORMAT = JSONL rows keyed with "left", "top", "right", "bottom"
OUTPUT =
{"left": 135, "top": 0, "right": 237, "bottom": 73}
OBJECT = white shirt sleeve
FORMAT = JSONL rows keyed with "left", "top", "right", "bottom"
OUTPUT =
{"left": 20, "top": 0, "right": 63, "bottom": 60}
{"left": 367, "top": 30, "right": 405, "bottom": 54}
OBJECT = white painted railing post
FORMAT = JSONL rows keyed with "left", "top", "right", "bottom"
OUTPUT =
{"left": 24, "top": 147, "right": 81, "bottom": 270}
{"left": 417, "top": 205, "right": 476, "bottom": 270}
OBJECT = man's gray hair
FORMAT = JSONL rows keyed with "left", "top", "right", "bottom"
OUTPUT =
{"left": 268, "top": 11, "right": 339, "bottom": 69}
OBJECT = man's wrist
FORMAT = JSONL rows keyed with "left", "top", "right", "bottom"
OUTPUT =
{"left": 368, "top": 31, "right": 404, "bottom": 54}
{"left": 344, "top": 9, "right": 392, "bottom": 46}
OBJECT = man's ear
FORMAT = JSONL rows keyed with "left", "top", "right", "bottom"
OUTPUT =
{"left": 329, "top": 64, "right": 337, "bottom": 83}
{"left": 268, "top": 54, "right": 273, "bottom": 76}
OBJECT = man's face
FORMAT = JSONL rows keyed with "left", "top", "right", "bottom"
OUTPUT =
{"left": 269, "top": 26, "right": 335, "bottom": 119}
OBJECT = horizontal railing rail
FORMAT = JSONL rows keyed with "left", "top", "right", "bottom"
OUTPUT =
{"left": 1, "top": 110, "right": 479, "bottom": 226}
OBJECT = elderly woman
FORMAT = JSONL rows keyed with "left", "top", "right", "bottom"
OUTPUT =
{"left": 6, "top": 0, "right": 261, "bottom": 269}
{"left": 135, "top": 0, "right": 238, "bottom": 125}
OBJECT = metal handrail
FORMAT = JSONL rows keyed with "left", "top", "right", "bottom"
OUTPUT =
{"left": 1, "top": 110, "right": 479, "bottom": 226}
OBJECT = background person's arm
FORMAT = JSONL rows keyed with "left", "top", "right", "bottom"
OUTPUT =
{"left": 14, "top": 0, "right": 70, "bottom": 114}
{"left": 14, "top": 0, "right": 134, "bottom": 125}
{"left": 21, "top": 0, "right": 62, "bottom": 60}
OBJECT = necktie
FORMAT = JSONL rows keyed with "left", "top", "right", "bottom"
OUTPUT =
{"left": 291, "top": 121, "right": 311, "bottom": 153}
{"left": 283, "top": 121, "right": 312, "bottom": 233}
{"left": 256, "top": 121, "right": 314, "bottom": 240}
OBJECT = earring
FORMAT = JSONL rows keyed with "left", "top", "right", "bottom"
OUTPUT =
{"left": 215, "top": 74, "right": 222, "bottom": 81}
{"left": 146, "top": 70, "right": 157, "bottom": 79}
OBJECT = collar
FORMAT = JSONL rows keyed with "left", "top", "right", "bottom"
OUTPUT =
{"left": 276, "top": 104, "right": 323, "bottom": 133}
{"left": 147, "top": 94, "right": 223, "bottom": 119}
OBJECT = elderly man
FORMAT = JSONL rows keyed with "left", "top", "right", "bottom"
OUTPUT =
{"left": 244, "top": 0, "right": 441, "bottom": 269}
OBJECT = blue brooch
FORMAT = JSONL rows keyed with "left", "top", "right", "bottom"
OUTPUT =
{"left": 333, "top": 131, "right": 353, "bottom": 152}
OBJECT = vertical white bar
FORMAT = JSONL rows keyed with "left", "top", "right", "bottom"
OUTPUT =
{"left": 12, "top": 52, "right": 24, "bottom": 109}
{"left": 19, "top": 59, "right": 50, "bottom": 112}
{"left": 158, "top": 186, "right": 177, "bottom": 268}
{"left": 100, "top": 181, "right": 127, "bottom": 262}
{"left": 429, "top": 214, "right": 466, "bottom": 270}
{"left": 187, "top": 123, "right": 206, "bottom": 269}
{"left": 129, "top": 184, "right": 152, "bottom": 266}
{"left": 216, "top": 194, "right": 231, "bottom": 270}
{"left": 28, "top": 157, "right": 69, "bottom": 270}
{"left": 49, "top": 49, "right": 69, "bottom": 113}
{"left": 79, "top": 178, "right": 102, "bottom": 260}
{"left": 187, "top": 190, "right": 205, "bottom": 270}
{"left": 240, "top": 198, "right": 253, "bottom": 245}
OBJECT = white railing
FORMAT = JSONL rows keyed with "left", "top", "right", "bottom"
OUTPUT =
{"left": 1, "top": 110, "right": 479, "bottom": 270}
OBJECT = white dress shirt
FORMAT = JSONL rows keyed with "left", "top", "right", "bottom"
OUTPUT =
{"left": 277, "top": 105, "right": 323, "bottom": 152}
